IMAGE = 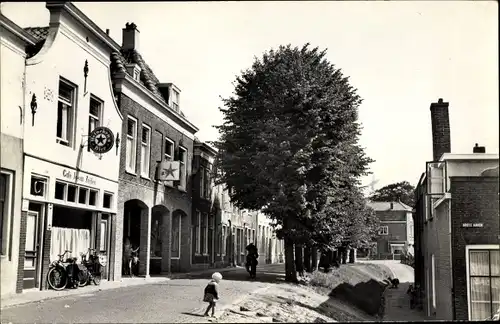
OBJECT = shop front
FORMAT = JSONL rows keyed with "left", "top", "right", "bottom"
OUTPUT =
{"left": 20, "top": 155, "right": 118, "bottom": 291}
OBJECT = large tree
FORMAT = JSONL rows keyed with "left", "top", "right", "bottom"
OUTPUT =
{"left": 370, "top": 181, "right": 416, "bottom": 207}
{"left": 212, "top": 44, "right": 372, "bottom": 282}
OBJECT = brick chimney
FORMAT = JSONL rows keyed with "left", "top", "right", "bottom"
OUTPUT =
{"left": 122, "top": 22, "right": 140, "bottom": 51}
{"left": 430, "top": 98, "right": 451, "bottom": 161}
{"left": 473, "top": 143, "right": 486, "bottom": 153}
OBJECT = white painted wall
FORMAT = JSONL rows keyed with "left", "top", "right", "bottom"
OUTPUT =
{"left": 24, "top": 15, "right": 122, "bottom": 183}
{"left": 0, "top": 28, "right": 26, "bottom": 296}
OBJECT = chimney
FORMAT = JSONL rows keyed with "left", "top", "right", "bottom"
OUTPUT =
{"left": 430, "top": 98, "right": 451, "bottom": 161}
{"left": 473, "top": 143, "right": 486, "bottom": 154}
{"left": 122, "top": 22, "right": 140, "bottom": 51}
{"left": 105, "top": 29, "right": 110, "bottom": 35}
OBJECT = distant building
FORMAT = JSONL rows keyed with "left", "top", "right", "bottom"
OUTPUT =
{"left": 414, "top": 98, "right": 499, "bottom": 321}
{"left": 368, "top": 201, "right": 414, "bottom": 259}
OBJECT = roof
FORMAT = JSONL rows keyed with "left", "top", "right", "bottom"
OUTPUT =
{"left": 24, "top": 27, "right": 49, "bottom": 42}
{"left": 110, "top": 49, "right": 186, "bottom": 118}
{"left": 367, "top": 201, "right": 413, "bottom": 212}
{"left": 0, "top": 13, "right": 38, "bottom": 46}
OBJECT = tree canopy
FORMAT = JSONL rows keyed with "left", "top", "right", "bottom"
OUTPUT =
{"left": 369, "top": 181, "right": 416, "bottom": 207}
{"left": 212, "top": 43, "right": 374, "bottom": 281}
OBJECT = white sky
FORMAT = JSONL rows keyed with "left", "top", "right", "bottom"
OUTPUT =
{"left": 2, "top": 1, "right": 498, "bottom": 190}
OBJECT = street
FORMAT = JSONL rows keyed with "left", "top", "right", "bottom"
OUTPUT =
{"left": 0, "top": 265, "right": 284, "bottom": 323}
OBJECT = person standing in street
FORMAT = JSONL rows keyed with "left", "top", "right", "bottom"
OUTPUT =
{"left": 203, "top": 272, "right": 223, "bottom": 317}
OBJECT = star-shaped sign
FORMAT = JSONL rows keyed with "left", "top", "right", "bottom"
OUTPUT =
{"left": 96, "top": 134, "right": 106, "bottom": 145}
{"left": 163, "top": 164, "right": 177, "bottom": 178}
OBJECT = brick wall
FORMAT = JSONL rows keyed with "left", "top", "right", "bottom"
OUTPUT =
{"left": 429, "top": 99, "right": 451, "bottom": 162}
{"left": 15, "top": 211, "right": 27, "bottom": 293}
{"left": 450, "top": 176, "right": 500, "bottom": 321}
{"left": 112, "top": 93, "right": 195, "bottom": 279}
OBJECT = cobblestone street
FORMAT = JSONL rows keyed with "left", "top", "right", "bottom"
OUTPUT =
{"left": 1, "top": 265, "right": 282, "bottom": 323}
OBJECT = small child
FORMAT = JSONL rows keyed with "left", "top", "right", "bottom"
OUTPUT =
{"left": 203, "top": 272, "right": 223, "bottom": 317}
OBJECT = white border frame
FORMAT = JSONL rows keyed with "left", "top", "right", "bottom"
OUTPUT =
{"left": 465, "top": 244, "right": 500, "bottom": 320}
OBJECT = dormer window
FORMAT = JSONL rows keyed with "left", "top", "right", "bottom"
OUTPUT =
{"left": 126, "top": 63, "right": 142, "bottom": 82}
{"left": 172, "top": 89, "right": 180, "bottom": 112}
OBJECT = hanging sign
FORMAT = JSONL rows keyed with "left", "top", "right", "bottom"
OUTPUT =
{"left": 88, "top": 127, "right": 115, "bottom": 154}
{"left": 156, "top": 161, "right": 180, "bottom": 181}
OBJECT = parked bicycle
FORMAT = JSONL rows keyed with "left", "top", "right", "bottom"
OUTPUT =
{"left": 47, "top": 250, "right": 83, "bottom": 291}
{"left": 78, "top": 248, "right": 106, "bottom": 286}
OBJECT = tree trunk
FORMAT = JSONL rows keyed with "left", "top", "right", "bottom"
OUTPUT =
{"left": 341, "top": 247, "right": 347, "bottom": 264}
{"left": 311, "top": 247, "right": 318, "bottom": 271}
{"left": 332, "top": 250, "right": 338, "bottom": 265}
{"left": 303, "top": 246, "right": 311, "bottom": 273}
{"left": 295, "top": 244, "right": 304, "bottom": 277}
{"left": 349, "top": 248, "right": 355, "bottom": 263}
{"left": 284, "top": 237, "right": 297, "bottom": 283}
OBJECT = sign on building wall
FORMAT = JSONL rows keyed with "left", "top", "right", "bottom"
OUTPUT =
{"left": 156, "top": 161, "right": 180, "bottom": 181}
{"left": 88, "top": 127, "right": 115, "bottom": 154}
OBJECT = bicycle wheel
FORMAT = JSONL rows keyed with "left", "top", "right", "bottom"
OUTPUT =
{"left": 47, "top": 266, "right": 67, "bottom": 291}
{"left": 78, "top": 268, "right": 89, "bottom": 287}
{"left": 92, "top": 273, "right": 101, "bottom": 285}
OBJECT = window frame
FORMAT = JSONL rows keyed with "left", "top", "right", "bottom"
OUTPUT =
{"left": 195, "top": 211, "right": 201, "bottom": 254}
{"left": 378, "top": 225, "right": 389, "bottom": 235}
{"left": 103, "top": 192, "right": 113, "bottom": 209}
{"left": 125, "top": 115, "right": 138, "bottom": 174}
{"left": 466, "top": 245, "right": 500, "bottom": 321}
{"left": 140, "top": 124, "right": 152, "bottom": 178}
{"left": 88, "top": 94, "right": 103, "bottom": 134}
{"left": 0, "top": 170, "right": 14, "bottom": 258}
{"left": 164, "top": 137, "right": 174, "bottom": 161}
{"left": 171, "top": 89, "right": 180, "bottom": 112}
{"left": 203, "top": 213, "right": 209, "bottom": 255}
{"left": 178, "top": 146, "right": 187, "bottom": 189}
{"left": 56, "top": 78, "right": 77, "bottom": 147}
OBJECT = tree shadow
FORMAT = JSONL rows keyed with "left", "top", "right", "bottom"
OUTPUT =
{"left": 180, "top": 312, "right": 207, "bottom": 318}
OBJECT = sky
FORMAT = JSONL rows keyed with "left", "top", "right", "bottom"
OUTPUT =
{"left": 1, "top": 1, "right": 498, "bottom": 191}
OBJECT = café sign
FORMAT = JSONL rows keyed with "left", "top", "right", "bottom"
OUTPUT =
{"left": 62, "top": 169, "right": 97, "bottom": 186}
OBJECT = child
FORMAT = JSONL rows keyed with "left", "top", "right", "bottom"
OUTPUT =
{"left": 203, "top": 272, "right": 223, "bottom": 317}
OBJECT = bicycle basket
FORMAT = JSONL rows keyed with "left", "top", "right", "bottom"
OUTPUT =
{"left": 98, "top": 254, "right": 107, "bottom": 267}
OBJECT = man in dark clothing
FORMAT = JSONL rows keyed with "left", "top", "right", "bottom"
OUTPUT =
{"left": 245, "top": 243, "right": 259, "bottom": 279}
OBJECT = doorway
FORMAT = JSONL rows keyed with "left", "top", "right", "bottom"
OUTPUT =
{"left": 99, "top": 214, "right": 111, "bottom": 280}
{"left": 23, "top": 203, "right": 44, "bottom": 290}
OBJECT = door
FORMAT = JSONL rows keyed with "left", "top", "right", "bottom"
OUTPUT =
{"left": 99, "top": 215, "right": 111, "bottom": 280}
{"left": 23, "top": 210, "right": 41, "bottom": 289}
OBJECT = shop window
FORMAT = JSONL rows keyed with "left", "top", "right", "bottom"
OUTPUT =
{"left": 1, "top": 170, "right": 13, "bottom": 256}
{"left": 57, "top": 78, "right": 76, "bottom": 147}
{"left": 88, "top": 95, "right": 103, "bottom": 134}
{"left": 126, "top": 116, "right": 137, "bottom": 173}
{"left": 67, "top": 185, "right": 77, "bottom": 203}
{"left": 78, "top": 187, "right": 88, "bottom": 204}
{"left": 55, "top": 181, "right": 66, "bottom": 200}
{"left": 89, "top": 190, "right": 97, "bottom": 206}
{"left": 103, "top": 192, "right": 113, "bottom": 209}
{"left": 30, "top": 175, "right": 47, "bottom": 197}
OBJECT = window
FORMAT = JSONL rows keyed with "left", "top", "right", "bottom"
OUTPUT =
{"left": 193, "top": 211, "right": 201, "bottom": 254}
{"left": 140, "top": 125, "right": 151, "bottom": 177}
{"left": 468, "top": 247, "right": 500, "bottom": 320}
{"left": 78, "top": 187, "right": 88, "bottom": 204}
{"left": 378, "top": 225, "right": 389, "bottom": 235}
{"left": 178, "top": 147, "right": 187, "bottom": 189}
{"left": 164, "top": 138, "right": 174, "bottom": 161}
{"left": 133, "top": 70, "right": 140, "bottom": 81}
{"left": 171, "top": 213, "right": 181, "bottom": 258}
{"left": 88, "top": 96, "right": 102, "bottom": 134}
{"left": 30, "top": 175, "right": 47, "bottom": 198}
{"left": 200, "top": 167, "right": 205, "bottom": 198}
{"left": 67, "top": 185, "right": 77, "bottom": 203}
{"left": 57, "top": 79, "right": 76, "bottom": 146}
{"left": 172, "top": 89, "right": 179, "bottom": 112}
{"left": 99, "top": 219, "right": 108, "bottom": 252}
{"left": 126, "top": 116, "right": 137, "bottom": 172}
{"left": 54, "top": 181, "right": 101, "bottom": 207}
{"left": 89, "top": 190, "right": 97, "bottom": 206}
{"left": 103, "top": 192, "right": 112, "bottom": 209}
{"left": 201, "top": 213, "right": 207, "bottom": 254}
{"left": 55, "top": 182, "right": 65, "bottom": 200}
{"left": 204, "top": 167, "right": 210, "bottom": 199}
{"left": 0, "top": 171, "right": 13, "bottom": 256}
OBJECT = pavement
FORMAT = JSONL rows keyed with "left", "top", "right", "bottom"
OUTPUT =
{"left": 361, "top": 259, "right": 427, "bottom": 322}
{"left": 0, "top": 264, "right": 284, "bottom": 323}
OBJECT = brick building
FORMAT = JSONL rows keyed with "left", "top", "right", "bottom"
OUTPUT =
{"left": 110, "top": 23, "right": 198, "bottom": 278}
{"left": 0, "top": 14, "right": 38, "bottom": 297}
{"left": 414, "top": 98, "right": 499, "bottom": 321}
{"left": 368, "top": 201, "right": 414, "bottom": 260}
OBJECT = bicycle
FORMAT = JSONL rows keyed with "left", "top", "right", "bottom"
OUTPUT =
{"left": 79, "top": 248, "right": 105, "bottom": 286}
{"left": 47, "top": 250, "right": 81, "bottom": 291}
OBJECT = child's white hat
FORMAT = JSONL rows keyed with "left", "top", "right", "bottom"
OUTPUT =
{"left": 212, "top": 272, "right": 223, "bottom": 281}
